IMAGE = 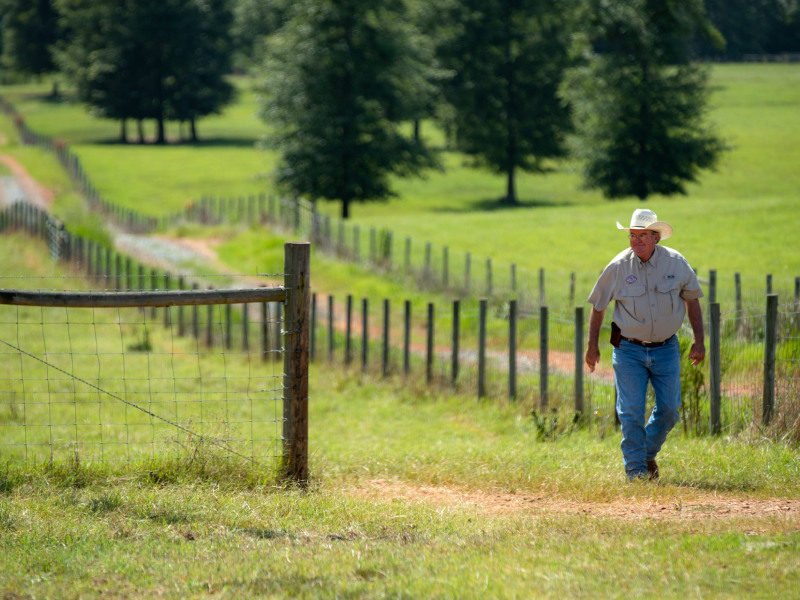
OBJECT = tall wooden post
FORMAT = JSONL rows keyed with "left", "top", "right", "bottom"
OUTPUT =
{"left": 283, "top": 242, "right": 310, "bottom": 485}
{"left": 762, "top": 294, "right": 778, "bottom": 426}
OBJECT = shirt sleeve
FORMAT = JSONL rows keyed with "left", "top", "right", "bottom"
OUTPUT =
{"left": 679, "top": 258, "right": 704, "bottom": 300}
{"left": 587, "top": 263, "right": 617, "bottom": 311}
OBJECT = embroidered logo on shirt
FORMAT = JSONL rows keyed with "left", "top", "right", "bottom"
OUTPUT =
{"left": 665, "top": 274, "right": 675, "bottom": 280}
{"left": 626, "top": 275, "right": 638, "bottom": 284}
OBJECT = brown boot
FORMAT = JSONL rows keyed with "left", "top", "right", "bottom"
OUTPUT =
{"left": 646, "top": 459, "right": 659, "bottom": 480}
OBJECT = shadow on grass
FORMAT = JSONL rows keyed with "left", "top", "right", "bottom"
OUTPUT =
{"left": 432, "top": 196, "right": 571, "bottom": 214}
{"left": 91, "top": 136, "right": 258, "bottom": 149}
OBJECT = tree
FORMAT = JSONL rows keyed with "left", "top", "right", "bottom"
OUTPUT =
{"left": 0, "top": 0, "right": 60, "bottom": 93}
{"left": 55, "top": 0, "right": 235, "bottom": 144}
{"left": 430, "top": 0, "right": 575, "bottom": 205}
{"left": 259, "top": 0, "right": 440, "bottom": 219}
{"left": 563, "top": 0, "right": 727, "bottom": 201}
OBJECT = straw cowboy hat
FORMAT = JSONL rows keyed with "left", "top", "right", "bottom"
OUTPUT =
{"left": 617, "top": 208, "right": 673, "bottom": 241}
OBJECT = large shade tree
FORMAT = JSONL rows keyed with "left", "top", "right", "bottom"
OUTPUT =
{"left": 259, "top": 0, "right": 440, "bottom": 219}
{"left": 564, "top": 0, "right": 727, "bottom": 200}
{"left": 55, "top": 0, "right": 234, "bottom": 144}
{"left": 0, "top": 0, "right": 60, "bottom": 94}
{"left": 430, "top": 0, "right": 575, "bottom": 205}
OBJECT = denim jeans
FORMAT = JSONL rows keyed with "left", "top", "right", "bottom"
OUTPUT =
{"left": 612, "top": 335, "right": 681, "bottom": 479}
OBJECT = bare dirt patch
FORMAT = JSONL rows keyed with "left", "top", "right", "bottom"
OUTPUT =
{"left": 353, "top": 478, "right": 800, "bottom": 524}
{"left": 0, "top": 153, "right": 55, "bottom": 210}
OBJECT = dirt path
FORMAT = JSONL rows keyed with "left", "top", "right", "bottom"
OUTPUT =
{"left": 0, "top": 153, "right": 55, "bottom": 210}
{"left": 353, "top": 478, "right": 800, "bottom": 524}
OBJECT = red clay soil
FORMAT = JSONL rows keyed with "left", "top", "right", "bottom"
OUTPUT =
{"left": 353, "top": 478, "right": 800, "bottom": 525}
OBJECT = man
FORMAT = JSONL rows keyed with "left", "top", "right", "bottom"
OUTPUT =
{"left": 585, "top": 209, "right": 705, "bottom": 481}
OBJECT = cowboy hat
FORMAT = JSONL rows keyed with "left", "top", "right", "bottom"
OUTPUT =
{"left": 616, "top": 209, "right": 673, "bottom": 240}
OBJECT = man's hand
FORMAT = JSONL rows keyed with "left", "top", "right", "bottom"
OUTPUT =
{"left": 585, "top": 344, "right": 601, "bottom": 373}
{"left": 689, "top": 342, "right": 705, "bottom": 366}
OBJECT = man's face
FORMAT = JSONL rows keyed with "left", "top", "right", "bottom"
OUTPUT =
{"left": 628, "top": 229, "right": 659, "bottom": 261}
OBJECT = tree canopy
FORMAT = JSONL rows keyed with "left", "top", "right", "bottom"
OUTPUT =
{"left": 55, "top": 0, "right": 234, "bottom": 144}
{"left": 563, "top": 0, "right": 728, "bottom": 200}
{"left": 430, "top": 0, "right": 575, "bottom": 205}
{"left": 259, "top": 0, "right": 440, "bottom": 219}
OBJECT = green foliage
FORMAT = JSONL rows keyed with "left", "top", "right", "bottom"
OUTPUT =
{"left": 431, "top": 0, "right": 575, "bottom": 204}
{"left": 564, "top": 0, "right": 728, "bottom": 200}
{"left": 258, "top": 0, "right": 441, "bottom": 219}
{"left": 0, "top": 0, "right": 59, "bottom": 80}
{"left": 54, "top": 0, "right": 235, "bottom": 143}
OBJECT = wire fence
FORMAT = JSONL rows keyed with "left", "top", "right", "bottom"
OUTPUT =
{"left": 308, "top": 290, "right": 800, "bottom": 440}
{"left": 0, "top": 210, "right": 310, "bottom": 481}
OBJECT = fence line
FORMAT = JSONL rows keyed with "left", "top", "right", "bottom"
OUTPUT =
{"left": 309, "top": 290, "right": 799, "bottom": 437}
{"left": 4, "top": 95, "right": 797, "bottom": 318}
{"left": 0, "top": 211, "right": 310, "bottom": 482}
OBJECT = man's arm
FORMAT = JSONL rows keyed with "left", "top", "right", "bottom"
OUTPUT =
{"left": 585, "top": 307, "right": 605, "bottom": 373}
{"left": 685, "top": 298, "right": 705, "bottom": 365}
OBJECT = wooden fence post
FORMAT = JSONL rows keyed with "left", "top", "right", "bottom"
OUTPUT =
{"left": 382, "top": 299, "right": 390, "bottom": 377}
{"left": 328, "top": 294, "right": 335, "bottom": 362}
{"left": 403, "top": 300, "right": 411, "bottom": 376}
{"left": 426, "top": 302, "right": 434, "bottom": 384}
{"left": 509, "top": 299, "right": 517, "bottom": 400}
{"left": 345, "top": 294, "right": 353, "bottom": 365}
{"left": 362, "top": 298, "right": 369, "bottom": 372}
{"left": 709, "top": 302, "right": 721, "bottom": 435}
{"left": 310, "top": 293, "right": 317, "bottom": 363}
{"left": 282, "top": 241, "right": 310, "bottom": 484}
{"left": 478, "top": 299, "right": 487, "bottom": 398}
{"left": 540, "top": 305, "right": 549, "bottom": 410}
{"left": 574, "top": 306, "right": 584, "bottom": 414}
{"left": 452, "top": 299, "right": 460, "bottom": 387}
{"left": 762, "top": 293, "right": 778, "bottom": 425}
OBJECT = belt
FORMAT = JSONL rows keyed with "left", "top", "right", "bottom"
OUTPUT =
{"left": 621, "top": 336, "right": 669, "bottom": 348}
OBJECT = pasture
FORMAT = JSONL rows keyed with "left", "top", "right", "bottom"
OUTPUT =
{"left": 1, "top": 63, "right": 799, "bottom": 598}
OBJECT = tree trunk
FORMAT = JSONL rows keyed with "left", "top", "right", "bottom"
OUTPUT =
{"left": 119, "top": 120, "right": 128, "bottom": 144}
{"left": 137, "top": 120, "right": 145, "bottom": 144}
{"left": 341, "top": 198, "right": 350, "bottom": 219}
{"left": 504, "top": 167, "right": 518, "bottom": 205}
{"left": 156, "top": 116, "right": 166, "bottom": 144}
{"left": 190, "top": 117, "right": 198, "bottom": 142}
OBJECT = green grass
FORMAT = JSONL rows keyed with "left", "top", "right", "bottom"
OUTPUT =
{"left": 4, "top": 65, "right": 800, "bottom": 305}
{"left": 1, "top": 65, "right": 800, "bottom": 597}
{"left": 0, "top": 233, "right": 799, "bottom": 599}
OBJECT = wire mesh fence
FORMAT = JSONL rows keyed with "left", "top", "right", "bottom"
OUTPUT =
{"left": 0, "top": 301, "right": 283, "bottom": 467}
{"left": 0, "top": 226, "right": 311, "bottom": 482}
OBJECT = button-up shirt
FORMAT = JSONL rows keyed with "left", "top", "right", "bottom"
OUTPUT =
{"left": 587, "top": 245, "right": 704, "bottom": 343}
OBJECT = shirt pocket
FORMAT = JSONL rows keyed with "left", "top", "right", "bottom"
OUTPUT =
{"left": 619, "top": 284, "right": 646, "bottom": 319}
{"left": 656, "top": 280, "right": 681, "bottom": 314}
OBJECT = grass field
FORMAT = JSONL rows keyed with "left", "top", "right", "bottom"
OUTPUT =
{"left": 2, "top": 63, "right": 799, "bottom": 312}
{"left": 1, "top": 64, "right": 800, "bottom": 598}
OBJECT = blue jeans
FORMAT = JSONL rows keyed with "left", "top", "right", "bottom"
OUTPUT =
{"left": 612, "top": 335, "right": 681, "bottom": 479}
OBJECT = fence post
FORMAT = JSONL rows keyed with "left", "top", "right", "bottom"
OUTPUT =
{"left": 540, "top": 305, "right": 549, "bottom": 410}
{"left": 328, "top": 294, "right": 335, "bottom": 362}
{"left": 478, "top": 299, "right": 487, "bottom": 398}
{"left": 362, "top": 298, "right": 369, "bottom": 372}
{"left": 310, "top": 293, "right": 317, "bottom": 363}
{"left": 539, "top": 268, "right": 545, "bottom": 307}
{"left": 403, "top": 300, "right": 411, "bottom": 376}
{"left": 762, "top": 294, "right": 778, "bottom": 425}
{"left": 426, "top": 302, "right": 434, "bottom": 384}
{"left": 282, "top": 241, "right": 310, "bottom": 484}
{"left": 509, "top": 299, "right": 517, "bottom": 400}
{"left": 345, "top": 294, "right": 353, "bottom": 365}
{"left": 709, "top": 269, "right": 717, "bottom": 304}
{"left": 452, "top": 299, "right": 460, "bottom": 387}
{"left": 382, "top": 299, "right": 390, "bottom": 377}
{"left": 574, "top": 306, "right": 584, "bottom": 414}
{"left": 486, "top": 258, "right": 493, "bottom": 298}
{"left": 709, "top": 302, "right": 721, "bottom": 435}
